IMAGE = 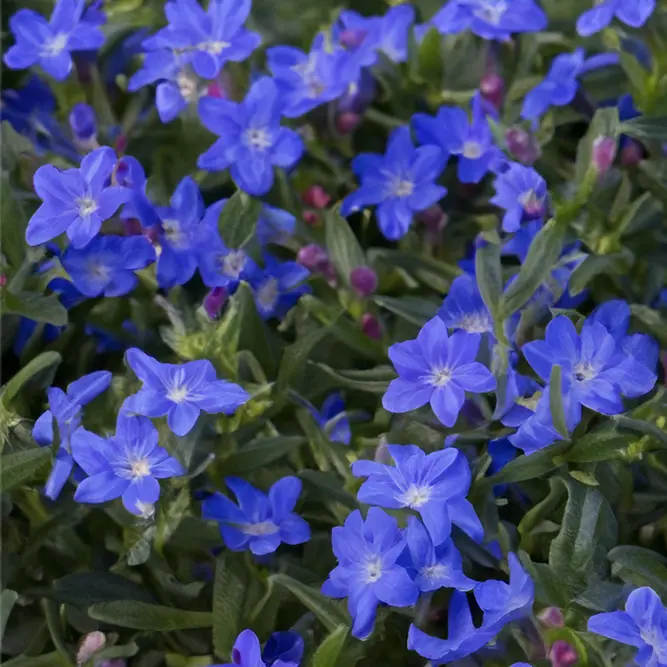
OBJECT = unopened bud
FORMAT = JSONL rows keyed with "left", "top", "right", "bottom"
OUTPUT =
{"left": 203, "top": 287, "right": 228, "bottom": 319}
{"left": 416, "top": 205, "right": 447, "bottom": 232}
{"left": 480, "top": 72, "right": 504, "bottom": 109}
{"left": 77, "top": 631, "right": 106, "bottom": 666}
{"left": 0, "top": 274, "right": 6, "bottom": 288}
{"left": 122, "top": 218, "right": 143, "bottom": 236}
{"left": 115, "top": 134, "right": 128, "bottom": 154}
{"left": 98, "top": 661, "right": 126, "bottom": 667}
{"left": 549, "top": 640, "right": 577, "bottom": 667}
{"left": 339, "top": 29, "right": 368, "bottom": 50}
{"left": 538, "top": 607, "right": 565, "bottom": 628}
{"left": 506, "top": 127, "right": 541, "bottom": 165}
{"left": 592, "top": 136, "right": 616, "bottom": 175}
{"left": 361, "top": 312, "right": 382, "bottom": 340}
{"left": 303, "top": 211, "right": 320, "bottom": 226}
{"left": 297, "top": 244, "right": 328, "bottom": 271}
{"left": 350, "top": 266, "right": 378, "bottom": 297}
{"left": 301, "top": 185, "right": 331, "bottom": 210}
{"left": 206, "top": 80, "right": 226, "bottom": 98}
{"left": 336, "top": 112, "right": 361, "bottom": 135}
{"left": 620, "top": 139, "right": 644, "bottom": 167}
{"left": 69, "top": 103, "right": 97, "bottom": 144}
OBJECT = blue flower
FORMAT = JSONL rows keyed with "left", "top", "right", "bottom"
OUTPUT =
{"left": 588, "top": 587, "right": 667, "bottom": 667}
{"left": 71, "top": 413, "right": 184, "bottom": 516}
{"left": 490, "top": 163, "right": 548, "bottom": 232}
{"left": 267, "top": 35, "right": 349, "bottom": 118}
{"left": 413, "top": 93, "right": 500, "bottom": 184}
{"left": 201, "top": 476, "right": 311, "bottom": 555}
{"left": 428, "top": 0, "right": 547, "bottom": 41}
{"left": 322, "top": 507, "right": 419, "bottom": 640}
{"left": 351, "top": 444, "right": 483, "bottom": 544}
{"left": 69, "top": 103, "right": 97, "bottom": 144}
{"left": 305, "top": 393, "right": 352, "bottom": 445}
{"left": 4, "top": 0, "right": 105, "bottom": 80}
{"left": 123, "top": 348, "right": 250, "bottom": 436}
{"left": 262, "top": 631, "right": 304, "bottom": 667}
{"left": 383, "top": 317, "right": 496, "bottom": 427}
{"left": 61, "top": 235, "right": 155, "bottom": 298}
{"left": 145, "top": 0, "right": 260, "bottom": 79}
{"left": 249, "top": 254, "right": 310, "bottom": 320}
{"left": 210, "top": 628, "right": 300, "bottom": 667}
{"left": 523, "top": 315, "right": 657, "bottom": 416}
{"left": 198, "top": 77, "right": 304, "bottom": 196}
{"left": 438, "top": 274, "right": 494, "bottom": 335}
{"left": 340, "top": 126, "right": 447, "bottom": 241}
{"left": 375, "top": 4, "right": 416, "bottom": 63}
{"left": 33, "top": 371, "right": 112, "bottom": 500}
{"left": 26, "top": 147, "right": 128, "bottom": 249}
{"left": 403, "top": 517, "right": 476, "bottom": 592}
{"left": 257, "top": 205, "right": 296, "bottom": 246}
{"left": 577, "top": 0, "right": 655, "bottom": 36}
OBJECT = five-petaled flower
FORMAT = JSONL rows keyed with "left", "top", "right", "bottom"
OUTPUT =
{"left": 577, "top": 0, "right": 656, "bottom": 36}
{"left": 490, "top": 162, "right": 548, "bottom": 232}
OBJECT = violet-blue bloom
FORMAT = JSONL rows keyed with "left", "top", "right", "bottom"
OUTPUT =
{"left": 523, "top": 315, "right": 657, "bottom": 416}
{"left": 61, "top": 235, "right": 155, "bottom": 298}
{"left": 249, "top": 255, "right": 310, "bottom": 320}
{"left": 4, "top": 0, "right": 105, "bottom": 80}
{"left": 588, "top": 586, "right": 667, "bottom": 667}
{"left": 322, "top": 507, "right": 419, "bottom": 640}
{"left": 198, "top": 77, "right": 304, "bottom": 196}
{"left": 351, "top": 444, "right": 483, "bottom": 544}
{"left": 209, "top": 628, "right": 298, "bottom": 667}
{"left": 413, "top": 93, "right": 500, "bottom": 184}
{"left": 26, "top": 147, "right": 128, "bottom": 249}
{"left": 428, "top": 0, "right": 547, "bottom": 41}
{"left": 383, "top": 317, "right": 496, "bottom": 427}
{"left": 262, "top": 631, "right": 304, "bottom": 667}
{"left": 69, "top": 103, "right": 97, "bottom": 144}
{"left": 123, "top": 348, "right": 250, "bottom": 436}
{"left": 201, "top": 476, "right": 310, "bottom": 555}
{"left": 340, "top": 126, "right": 447, "bottom": 241}
{"left": 438, "top": 274, "right": 493, "bottom": 335}
{"left": 303, "top": 393, "right": 352, "bottom": 445}
{"left": 403, "top": 517, "right": 476, "bottom": 592}
{"left": 257, "top": 206, "right": 297, "bottom": 246}
{"left": 33, "top": 371, "right": 112, "bottom": 500}
{"left": 71, "top": 413, "right": 184, "bottom": 516}
{"left": 577, "top": 0, "right": 656, "bottom": 36}
{"left": 490, "top": 163, "right": 548, "bottom": 232}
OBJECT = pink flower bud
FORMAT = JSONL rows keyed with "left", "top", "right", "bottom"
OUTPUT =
{"left": 416, "top": 205, "right": 447, "bottom": 232}
{"left": 538, "top": 607, "right": 565, "bottom": 628}
{"left": 336, "top": 112, "right": 362, "bottom": 135}
{"left": 203, "top": 287, "right": 228, "bottom": 319}
{"left": 549, "top": 640, "right": 578, "bottom": 667}
{"left": 361, "top": 312, "right": 382, "bottom": 340}
{"left": 350, "top": 266, "right": 378, "bottom": 297}
{"left": 506, "top": 127, "right": 541, "bottom": 165}
{"left": 122, "top": 218, "right": 143, "bottom": 236}
{"left": 303, "top": 211, "right": 320, "bottom": 226}
{"left": 592, "top": 136, "right": 617, "bottom": 175}
{"left": 621, "top": 139, "right": 644, "bottom": 167}
{"left": 339, "top": 29, "right": 368, "bottom": 50}
{"left": 480, "top": 72, "right": 504, "bottom": 109}
{"left": 77, "top": 631, "right": 106, "bottom": 665}
{"left": 115, "top": 134, "right": 128, "bottom": 154}
{"left": 98, "top": 661, "right": 127, "bottom": 667}
{"left": 0, "top": 274, "right": 6, "bottom": 288}
{"left": 207, "top": 80, "right": 226, "bottom": 98}
{"left": 297, "top": 244, "right": 328, "bottom": 271}
{"left": 301, "top": 185, "right": 331, "bottom": 210}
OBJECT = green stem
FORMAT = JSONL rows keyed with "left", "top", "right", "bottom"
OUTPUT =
{"left": 364, "top": 107, "right": 406, "bottom": 129}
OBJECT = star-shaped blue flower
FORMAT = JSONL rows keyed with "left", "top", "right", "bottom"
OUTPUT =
{"left": 577, "top": 0, "right": 655, "bottom": 36}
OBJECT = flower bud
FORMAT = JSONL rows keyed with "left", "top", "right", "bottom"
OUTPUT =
{"left": 549, "top": 640, "right": 578, "bottom": 667}
{"left": 350, "top": 266, "right": 378, "bottom": 297}
{"left": 506, "top": 127, "right": 541, "bottom": 165}
{"left": 538, "top": 607, "right": 565, "bottom": 628}
{"left": 301, "top": 185, "right": 331, "bottom": 210}
{"left": 480, "top": 72, "right": 504, "bottom": 109}
{"left": 76, "top": 631, "right": 106, "bottom": 666}
{"left": 203, "top": 287, "right": 228, "bottom": 319}
{"left": 303, "top": 211, "right": 320, "bottom": 226}
{"left": 297, "top": 244, "right": 328, "bottom": 271}
{"left": 207, "top": 80, "right": 226, "bottom": 98}
{"left": 416, "top": 205, "right": 447, "bottom": 232}
{"left": 69, "top": 103, "right": 97, "bottom": 144}
{"left": 338, "top": 29, "right": 368, "bottom": 50}
{"left": 0, "top": 274, "right": 6, "bottom": 288}
{"left": 621, "top": 139, "right": 644, "bottom": 167}
{"left": 122, "top": 218, "right": 143, "bottom": 236}
{"left": 98, "top": 660, "right": 127, "bottom": 667}
{"left": 336, "top": 112, "right": 362, "bottom": 135}
{"left": 361, "top": 312, "right": 382, "bottom": 340}
{"left": 115, "top": 133, "right": 128, "bottom": 154}
{"left": 592, "top": 136, "right": 617, "bottom": 175}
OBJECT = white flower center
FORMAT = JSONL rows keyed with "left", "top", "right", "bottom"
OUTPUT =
{"left": 400, "top": 484, "right": 432, "bottom": 509}
{"left": 473, "top": 0, "right": 508, "bottom": 25}
{"left": 256, "top": 277, "right": 279, "bottom": 311}
{"left": 167, "top": 384, "right": 190, "bottom": 403}
{"left": 244, "top": 128, "right": 272, "bottom": 151}
{"left": 135, "top": 501, "right": 155, "bottom": 519}
{"left": 241, "top": 521, "right": 279, "bottom": 536}
{"left": 390, "top": 178, "right": 414, "bottom": 198}
{"left": 221, "top": 250, "right": 246, "bottom": 278}
{"left": 77, "top": 196, "right": 98, "bottom": 218}
{"left": 200, "top": 40, "right": 230, "bottom": 55}
{"left": 421, "top": 564, "right": 448, "bottom": 582}
{"left": 429, "top": 367, "right": 453, "bottom": 387}
{"left": 519, "top": 189, "right": 543, "bottom": 216}
{"left": 364, "top": 557, "right": 383, "bottom": 583}
{"left": 43, "top": 32, "right": 68, "bottom": 56}
{"left": 87, "top": 261, "right": 111, "bottom": 282}
{"left": 574, "top": 363, "right": 597, "bottom": 382}
{"left": 459, "top": 313, "right": 491, "bottom": 333}
{"left": 129, "top": 457, "right": 151, "bottom": 479}
{"left": 162, "top": 219, "right": 185, "bottom": 247}
{"left": 177, "top": 71, "right": 199, "bottom": 102}
{"left": 463, "top": 141, "right": 483, "bottom": 159}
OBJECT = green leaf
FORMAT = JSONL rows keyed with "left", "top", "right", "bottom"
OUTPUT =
{"left": 483, "top": 441, "right": 568, "bottom": 485}
{"left": 518, "top": 477, "right": 566, "bottom": 553}
{"left": 368, "top": 248, "right": 460, "bottom": 292}
{"left": 3, "top": 652, "right": 70, "bottom": 667}
{"left": 310, "top": 625, "right": 349, "bottom": 667}
{"left": 607, "top": 546, "right": 667, "bottom": 598}
{"left": 566, "top": 424, "right": 632, "bottom": 463}
{"left": 88, "top": 601, "right": 213, "bottom": 630}
{"left": 213, "top": 552, "right": 249, "bottom": 660}
{"left": 0, "top": 590, "right": 19, "bottom": 646}
{"left": 299, "top": 469, "right": 358, "bottom": 509}
{"left": 1, "top": 290, "right": 68, "bottom": 326}
{"left": 91, "top": 642, "right": 139, "bottom": 662}
{"left": 620, "top": 116, "right": 667, "bottom": 142}
{"left": 612, "top": 415, "right": 667, "bottom": 447}
{"left": 1, "top": 352, "right": 62, "bottom": 407}
{"left": 373, "top": 295, "right": 438, "bottom": 326}
{"left": 324, "top": 209, "right": 365, "bottom": 286}
{"left": 221, "top": 436, "right": 305, "bottom": 474}
{"left": 568, "top": 254, "right": 627, "bottom": 295}
{"left": 418, "top": 28, "right": 443, "bottom": 84}
{"left": 0, "top": 448, "right": 51, "bottom": 492}
{"left": 155, "top": 487, "right": 190, "bottom": 554}
{"left": 309, "top": 362, "right": 392, "bottom": 394}
{"left": 475, "top": 240, "right": 503, "bottom": 319}
{"left": 500, "top": 218, "right": 565, "bottom": 317}
{"left": 269, "top": 574, "right": 348, "bottom": 632}
{"left": 51, "top": 572, "right": 155, "bottom": 606}
{"left": 217, "top": 190, "right": 263, "bottom": 249}
{"left": 549, "top": 365, "right": 569, "bottom": 439}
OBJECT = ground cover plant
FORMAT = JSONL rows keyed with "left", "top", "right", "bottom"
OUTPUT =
{"left": 2, "top": 0, "right": 667, "bottom": 666}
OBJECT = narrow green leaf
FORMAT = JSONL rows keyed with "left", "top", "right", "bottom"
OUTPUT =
{"left": 0, "top": 590, "right": 19, "bottom": 646}
{"left": 217, "top": 190, "right": 262, "bottom": 249}
{"left": 0, "top": 448, "right": 51, "bottom": 492}
{"left": 566, "top": 423, "right": 632, "bottom": 462}
{"left": 549, "top": 365, "right": 569, "bottom": 439}
{"left": 88, "top": 601, "right": 213, "bottom": 630}
{"left": 269, "top": 574, "right": 348, "bottom": 632}
{"left": 613, "top": 415, "right": 667, "bottom": 447}
{"left": 309, "top": 362, "right": 392, "bottom": 394}
{"left": 607, "top": 546, "right": 667, "bottom": 598}
{"left": 221, "top": 436, "right": 305, "bottom": 474}
{"left": 299, "top": 469, "right": 358, "bottom": 509}
{"left": 483, "top": 441, "right": 568, "bottom": 485}
{"left": 310, "top": 625, "right": 349, "bottom": 667}
{"left": 518, "top": 478, "right": 566, "bottom": 552}
{"left": 51, "top": 572, "right": 155, "bottom": 606}
{"left": 213, "top": 553, "right": 249, "bottom": 660}
{"left": 324, "top": 209, "right": 365, "bottom": 286}
{"left": 475, "top": 240, "right": 503, "bottom": 319}
{"left": 3, "top": 652, "right": 69, "bottom": 667}
{"left": 2, "top": 291, "right": 68, "bottom": 326}
{"left": 568, "top": 254, "right": 626, "bottom": 295}
{"left": 373, "top": 295, "right": 438, "bottom": 326}
{"left": 1, "top": 352, "right": 62, "bottom": 407}
{"left": 620, "top": 116, "right": 667, "bottom": 142}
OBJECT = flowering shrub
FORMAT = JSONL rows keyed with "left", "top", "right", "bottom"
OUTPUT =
{"left": 3, "top": 0, "right": 667, "bottom": 666}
